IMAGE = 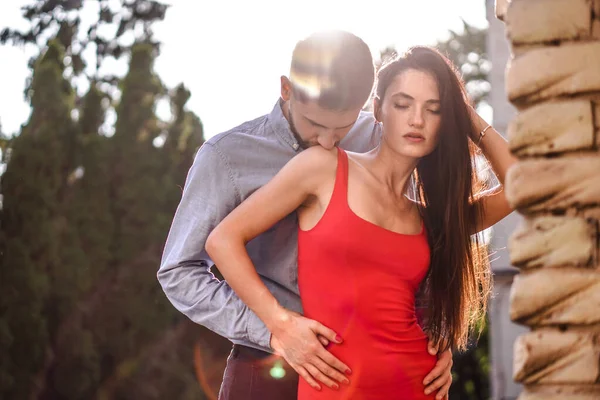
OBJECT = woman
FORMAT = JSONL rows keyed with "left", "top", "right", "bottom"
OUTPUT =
{"left": 206, "top": 47, "right": 515, "bottom": 399}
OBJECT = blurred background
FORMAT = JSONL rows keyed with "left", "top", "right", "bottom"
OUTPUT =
{"left": 0, "top": 1, "right": 520, "bottom": 399}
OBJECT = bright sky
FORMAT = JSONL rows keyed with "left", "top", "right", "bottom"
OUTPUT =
{"left": 0, "top": 0, "right": 487, "bottom": 139}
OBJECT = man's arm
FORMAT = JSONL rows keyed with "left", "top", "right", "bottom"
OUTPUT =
{"left": 157, "top": 142, "right": 270, "bottom": 350}
{"left": 205, "top": 146, "right": 351, "bottom": 391}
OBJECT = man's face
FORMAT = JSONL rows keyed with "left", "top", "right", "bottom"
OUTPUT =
{"left": 281, "top": 77, "right": 362, "bottom": 150}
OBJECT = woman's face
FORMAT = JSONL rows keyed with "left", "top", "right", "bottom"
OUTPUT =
{"left": 376, "top": 68, "right": 442, "bottom": 159}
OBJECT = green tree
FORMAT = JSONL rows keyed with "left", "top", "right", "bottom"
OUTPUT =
{"left": 87, "top": 43, "right": 205, "bottom": 399}
{"left": 110, "top": 43, "right": 164, "bottom": 264}
{"left": 44, "top": 83, "right": 111, "bottom": 399}
{"left": 375, "top": 20, "right": 489, "bottom": 108}
{"left": 0, "top": 39, "right": 74, "bottom": 399}
{"left": 1, "top": 0, "right": 168, "bottom": 96}
{"left": 435, "top": 20, "right": 490, "bottom": 107}
{"left": 1, "top": 1, "right": 209, "bottom": 398}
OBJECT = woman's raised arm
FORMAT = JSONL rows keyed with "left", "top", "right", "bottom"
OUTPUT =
{"left": 469, "top": 108, "right": 518, "bottom": 233}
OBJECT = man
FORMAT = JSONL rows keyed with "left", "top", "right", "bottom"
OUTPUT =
{"left": 158, "top": 30, "right": 452, "bottom": 399}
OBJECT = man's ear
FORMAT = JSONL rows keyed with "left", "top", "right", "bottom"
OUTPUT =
{"left": 280, "top": 76, "right": 292, "bottom": 101}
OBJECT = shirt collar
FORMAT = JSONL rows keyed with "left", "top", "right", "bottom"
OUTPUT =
{"left": 267, "top": 98, "right": 301, "bottom": 152}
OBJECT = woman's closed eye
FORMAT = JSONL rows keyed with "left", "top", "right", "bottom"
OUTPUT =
{"left": 394, "top": 103, "right": 441, "bottom": 115}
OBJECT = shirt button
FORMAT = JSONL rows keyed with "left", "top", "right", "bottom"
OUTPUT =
{"left": 292, "top": 143, "right": 299, "bottom": 150}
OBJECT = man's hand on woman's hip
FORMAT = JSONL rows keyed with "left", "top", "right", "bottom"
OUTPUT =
{"left": 423, "top": 337, "right": 453, "bottom": 400}
{"left": 269, "top": 311, "right": 351, "bottom": 392}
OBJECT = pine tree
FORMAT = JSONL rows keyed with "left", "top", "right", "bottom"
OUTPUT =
{"left": 109, "top": 42, "right": 164, "bottom": 262}
{"left": 0, "top": 2, "right": 213, "bottom": 397}
{"left": 89, "top": 42, "right": 172, "bottom": 383}
{"left": 0, "top": 39, "right": 73, "bottom": 399}
{"left": 46, "top": 83, "right": 110, "bottom": 400}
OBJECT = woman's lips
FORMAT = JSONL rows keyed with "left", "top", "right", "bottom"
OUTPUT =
{"left": 403, "top": 132, "right": 425, "bottom": 142}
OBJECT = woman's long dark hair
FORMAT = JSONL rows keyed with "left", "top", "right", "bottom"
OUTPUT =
{"left": 375, "top": 47, "right": 491, "bottom": 352}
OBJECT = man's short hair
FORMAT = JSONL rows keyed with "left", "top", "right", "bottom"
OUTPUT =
{"left": 289, "top": 30, "right": 375, "bottom": 111}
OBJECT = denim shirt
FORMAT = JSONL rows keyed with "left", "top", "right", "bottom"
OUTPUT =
{"left": 158, "top": 99, "right": 381, "bottom": 353}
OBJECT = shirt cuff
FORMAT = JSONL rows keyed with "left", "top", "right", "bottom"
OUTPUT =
{"left": 247, "top": 311, "right": 272, "bottom": 350}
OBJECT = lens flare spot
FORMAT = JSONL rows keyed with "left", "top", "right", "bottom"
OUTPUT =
{"left": 269, "top": 361, "right": 286, "bottom": 379}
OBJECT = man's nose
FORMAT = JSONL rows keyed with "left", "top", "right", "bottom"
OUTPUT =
{"left": 317, "top": 134, "right": 337, "bottom": 150}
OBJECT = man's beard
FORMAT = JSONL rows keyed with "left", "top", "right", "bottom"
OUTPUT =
{"left": 288, "top": 104, "right": 311, "bottom": 149}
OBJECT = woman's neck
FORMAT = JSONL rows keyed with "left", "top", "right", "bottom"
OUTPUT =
{"left": 366, "top": 140, "right": 419, "bottom": 200}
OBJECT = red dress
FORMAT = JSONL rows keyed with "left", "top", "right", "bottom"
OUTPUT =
{"left": 297, "top": 148, "right": 437, "bottom": 399}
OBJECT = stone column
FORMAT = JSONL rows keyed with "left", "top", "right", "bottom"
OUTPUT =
{"left": 485, "top": 1, "right": 528, "bottom": 398}
{"left": 495, "top": 0, "right": 600, "bottom": 399}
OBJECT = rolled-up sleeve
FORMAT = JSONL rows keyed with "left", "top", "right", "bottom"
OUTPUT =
{"left": 157, "top": 142, "right": 271, "bottom": 350}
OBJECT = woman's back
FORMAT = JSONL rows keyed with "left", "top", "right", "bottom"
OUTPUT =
{"left": 297, "top": 148, "right": 436, "bottom": 399}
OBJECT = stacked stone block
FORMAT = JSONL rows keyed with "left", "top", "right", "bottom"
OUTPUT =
{"left": 495, "top": 0, "right": 600, "bottom": 398}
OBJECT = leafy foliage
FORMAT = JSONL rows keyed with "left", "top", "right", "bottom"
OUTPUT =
{"left": 0, "top": 2, "right": 215, "bottom": 399}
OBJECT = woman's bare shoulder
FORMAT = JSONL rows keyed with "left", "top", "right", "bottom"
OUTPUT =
{"left": 274, "top": 146, "right": 340, "bottom": 197}
{"left": 291, "top": 146, "right": 339, "bottom": 173}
